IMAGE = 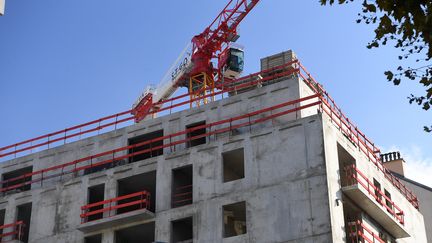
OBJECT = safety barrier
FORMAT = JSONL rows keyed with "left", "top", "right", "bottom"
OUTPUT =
{"left": 80, "top": 191, "right": 151, "bottom": 223}
{"left": 0, "top": 58, "right": 418, "bottom": 210}
{"left": 297, "top": 63, "right": 419, "bottom": 209}
{"left": 347, "top": 220, "right": 385, "bottom": 243}
{"left": 0, "top": 94, "right": 320, "bottom": 195}
{"left": 0, "top": 110, "right": 134, "bottom": 160}
{"left": 0, "top": 221, "right": 25, "bottom": 242}
{"left": 172, "top": 184, "right": 193, "bottom": 208}
{"left": 345, "top": 165, "right": 404, "bottom": 225}
{"left": 0, "top": 61, "right": 299, "bottom": 161}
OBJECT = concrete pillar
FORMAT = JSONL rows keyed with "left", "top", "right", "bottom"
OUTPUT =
{"left": 3, "top": 202, "right": 17, "bottom": 242}
{"left": 154, "top": 216, "right": 170, "bottom": 243}
{"left": 156, "top": 157, "right": 171, "bottom": 212}
{"left": 103, "top": 175, "right": 117, "bottom": 219}
{"left": 102, "top": 230, "right": 114, "bottom": 243}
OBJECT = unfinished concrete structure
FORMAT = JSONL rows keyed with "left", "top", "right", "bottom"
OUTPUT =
{"left": 0, "top": 51, "right": 427, "bottom": 243}
{"left": 382, "top": 152, "right": 432, "bottom": 242}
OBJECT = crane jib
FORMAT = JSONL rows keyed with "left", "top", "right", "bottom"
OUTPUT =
{"left": 132, "top": 0, "right": 260, "bottom": 123}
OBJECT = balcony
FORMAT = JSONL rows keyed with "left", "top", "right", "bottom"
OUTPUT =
{"left": 0, "top": 221, "right": 25, "bottom": 242}
{"left": 341, "top": 165, "right": 409, "bottom": 238}
{"left": 347, "top": 220, "right": 386, "bottom": 243}
{"left": 78, "top": 191, "right": 154, "bottom": 233}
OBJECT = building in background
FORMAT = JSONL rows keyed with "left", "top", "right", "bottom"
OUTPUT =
{"left": 0, "top": 0, "right": 5, "bottom": 16}
{"left": 0, "top": 51, "right": 427, "bottom": 243}
{"left": 382, "top": 152, "right": 432, "bottom": 242}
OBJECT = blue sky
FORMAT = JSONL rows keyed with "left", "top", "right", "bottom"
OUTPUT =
{"left": 0, "top": 1, "right": 431, "bottom": 183}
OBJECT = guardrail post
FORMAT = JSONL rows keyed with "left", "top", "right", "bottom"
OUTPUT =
{"left": 60, "top": 166, "right": 64, "bottom": 181}
{"left": 108, "top": 200, "right": 112, "bottom": 218}
{"left": 97, "top": 120, "right": 101, "bottom": 135}
{"left": 112, "top": 151, "right": 115, "bottom": 167}
{"left": 229, "top": 119, "right": 232, "bottom": 137}
{"left": 149, "top": 140, "right": 153, "bottom": 158}
{"left": 170, "top": 99, "right": 173, "bottom": 114}
{"left": 64, "top": 129, "right": 67, "bottom": 144}
{"left": 90, "top": 156, "right": 93, "bottom": 173}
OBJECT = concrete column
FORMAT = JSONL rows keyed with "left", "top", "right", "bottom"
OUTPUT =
{"left": 102, "top": 230, "right": 114, "bottom": 243}
{"left": 155, "top": 157, "right": 171, "bottom": 212}
{"left": 154, "top": 216, "right": 170, "bottom": 243}
{"left": 3, "top": 202, "right": 17, "bottom": 242}
{"left": 103, "top": 175, "right": 117, "bottom": 219}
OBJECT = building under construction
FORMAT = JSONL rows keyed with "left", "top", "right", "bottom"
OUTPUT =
{"left": 0, "top": 1, "right": 429, "bottom": 243}
{"left": 0, "top": 50, "right": 428, "bottom": 243}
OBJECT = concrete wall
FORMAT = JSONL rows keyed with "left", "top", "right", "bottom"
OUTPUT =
{"left": 155, "top": 115, "right": 330, "bottom": 243}
{"left": 400, "top": 179, "right": 432, "bottom": 242}
{"left": 0, "top": 74, "right": 333, "bottom": 243}
{"left": 0, "top": 51, "right": 427, "bottom": 243}
{"left": 321, "top": 111, "right": 427, "bottom": 243}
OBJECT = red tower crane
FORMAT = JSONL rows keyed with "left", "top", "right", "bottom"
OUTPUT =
{"left": 132, "top": 0, "right": 260, "bottom": 122}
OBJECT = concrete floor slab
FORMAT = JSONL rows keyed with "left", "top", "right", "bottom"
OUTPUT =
{"left": 342, "top": 185, "right": 409, "bottom": 238}
{"left": 77, "top": 209, "right": 155, "bottom": 233}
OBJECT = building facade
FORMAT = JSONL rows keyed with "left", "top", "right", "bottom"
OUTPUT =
{"left": 0, "top": 51, "right": 427, "bottom": 243}
{"left": 382, "top": 152, "right": 432, "bottom": 242}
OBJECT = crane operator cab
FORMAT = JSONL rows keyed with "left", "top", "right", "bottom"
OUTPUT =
{"left": 219, "top": 47, "right": 244, "bottom": 79}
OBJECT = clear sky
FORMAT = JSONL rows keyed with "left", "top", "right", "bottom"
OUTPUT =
{"left": 0, "top": 1, "right": 431, "bottom": 185}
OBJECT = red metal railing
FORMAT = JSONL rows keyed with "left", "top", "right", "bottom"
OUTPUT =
{"left": 80, "top": 191, "right": 151, "bottom": 223}
{"left": 347, "top": 220, "right": 385, "bottom": 243}
{"left": 297, "top": 63, "right": 419, "bottom": 210}
{"left": 0, "top": 94, "right": 321, "bottom": 195}
{"left": 0, "top": 110, "right": 134, "bottom": 160}
{"left": 0, "top": 61, "right": 299, "bottom": 161}
{"left": 0, "top": 58, "right": 418, "bottom": 210}
{"left": 172, "top": 184, "right": 193, "bottom": 208}
{"left": 0, "top": 95, "right": 320, "bottom": 192}
{"left": 0, "top": 221, "right": 25, "bottom": 242}
{"left": 344, "top": 164, "right": 404, "bottom": 225}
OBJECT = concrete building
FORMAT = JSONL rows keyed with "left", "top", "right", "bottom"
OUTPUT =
{"left": 0, "top": 0, "right": 4, "bottom": 16}
{"left": 0, "top": 51, "right": 427, "bottom": 243}
{"left": 382, "top": 152, "right": 432, "bottom": 242}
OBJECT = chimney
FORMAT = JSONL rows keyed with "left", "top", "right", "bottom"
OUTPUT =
{"left": 381, "top": 151, "right": 406, "bottom": 176}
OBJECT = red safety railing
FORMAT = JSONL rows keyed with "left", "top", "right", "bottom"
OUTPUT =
{"left": 0, "top": 94, "right": 321, "bottom": 195}
{"left": 0, "top": 61, "right": 299, "bottom": 161}
{"left": 172, "top": 184, "right": 193, "bottom": 208}
{"left": 0, "top": 221, "right": 25, "bottom": 242}
{"left": 0, "top": 110, "right": 135, "bottom": 161}
{"left": 80, "top": 191, "right": 151, "bottom": 223}
{"left": 297, "top": 63, "right": 419, "bottom": 210}
{"left": 347, "top": 220, "right": 385, "bottom": 243}
{"left": 344, "top": 164, "right": 404, "bottom": 225}
{"left": 0, "top": 58, "right": 418, "bottom": 210}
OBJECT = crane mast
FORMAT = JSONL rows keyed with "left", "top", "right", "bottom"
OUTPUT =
{"left": 132, "top": 0, "right": 260, "bottom": 123}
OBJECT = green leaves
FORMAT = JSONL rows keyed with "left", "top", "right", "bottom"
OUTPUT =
{"left": 384, "top": 71, "right": 394, "bottom": 81}
{"left": 320, "top": 0, "right": 432, "bottom": 132}
{"left": 363, "top": 1, "right": 377, "bottom": 13}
